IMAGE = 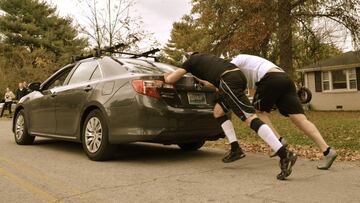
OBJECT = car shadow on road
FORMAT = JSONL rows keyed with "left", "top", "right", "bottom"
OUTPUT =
{"left": 32, "top": 138, "right": 223, "bottom": 164}
{"left": 112, "top": 143, "right": 223, "bottom": 164}
{"left": 32, "top": 138, "right": 83, "bottom": 153}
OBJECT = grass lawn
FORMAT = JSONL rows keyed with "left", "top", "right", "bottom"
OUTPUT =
{"left": 206, "top": 111, "right": 360, "bottom": 161}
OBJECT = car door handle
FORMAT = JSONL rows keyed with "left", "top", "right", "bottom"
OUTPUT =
{"left": 83, "top": 85, "right": 93, "bottom": 92}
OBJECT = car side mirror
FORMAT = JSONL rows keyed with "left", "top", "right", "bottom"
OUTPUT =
{"left": 28, "top": 82, "right": 41, "bottom": 92}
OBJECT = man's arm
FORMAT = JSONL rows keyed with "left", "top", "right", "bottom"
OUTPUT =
{"left": 10, "top": 92, "right": 16, "bottom": 100}
{"left": 164, "top": 68, "right": 187, "bottom": 84}
{"left": 193, "top": 76, "right": 218, "bottom": 91}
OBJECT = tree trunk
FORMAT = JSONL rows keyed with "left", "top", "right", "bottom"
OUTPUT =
{"left": 278, "top": 0, "right": 293, "bottom": 76}
{"left": 108, "top": 0, "right": 113, "bottom": 47}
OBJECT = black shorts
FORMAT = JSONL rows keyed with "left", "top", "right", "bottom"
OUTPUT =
{"left": 218, "top": 69, "right": 256, "bottom": 121}
{"left": 253, "top": 72, "right": 304, "bottom": 116}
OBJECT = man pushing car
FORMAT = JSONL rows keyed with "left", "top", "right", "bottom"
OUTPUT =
{"left": 164, "top": 52, "right": 297, "bottom": 180}
{"left": 230, "top": 54, "right": 337, "bottom": 170}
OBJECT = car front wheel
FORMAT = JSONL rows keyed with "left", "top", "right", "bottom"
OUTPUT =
{"left": 82, "top": 109, "right": 114, "bottom": 161}
{"left": 14, "top": 110, "right": 35, "bottom": 145}
{"left": 178, "top": 141, "right": 205, "bottom": 151}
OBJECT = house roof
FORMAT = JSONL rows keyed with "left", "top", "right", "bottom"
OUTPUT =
{"left": 299, "top": 51, "right": 360, "bottom": 72}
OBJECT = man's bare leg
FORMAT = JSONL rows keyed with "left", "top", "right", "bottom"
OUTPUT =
{"left": 289, "top": 113, "right": 337, "bottom": 169}
{"left": 257, "top": 111, "right": 329, "bottom": 151}
{"left": 289, "top": 114, "right": 328, "bottom": 151}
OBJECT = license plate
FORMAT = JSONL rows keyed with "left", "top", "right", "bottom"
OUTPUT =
{"left": 187, "top": 92, "right": 207, "bottom": 105}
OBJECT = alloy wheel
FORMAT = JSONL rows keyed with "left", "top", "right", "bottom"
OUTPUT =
{"left": 85, "top": 117, "right": 103, "bottom": 153}
{"left": 15, "top": 114, "right": 25, "bottom": 140}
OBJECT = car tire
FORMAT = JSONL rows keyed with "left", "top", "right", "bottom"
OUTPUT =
{"left": 82, "top": 109, "right": 114, "bottom": 161}
{"left": 178, "top": 141, "right": 205, "bottom": 151}
{"left": 14, "top": 110, "right": 35, "bottom": 145}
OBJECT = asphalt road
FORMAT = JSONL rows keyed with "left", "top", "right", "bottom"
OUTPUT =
{"left": 0, "top": 119, "right": 359, "bottom": 203}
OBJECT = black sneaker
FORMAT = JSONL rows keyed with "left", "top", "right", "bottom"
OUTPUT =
{"left": 277, "top": 150, "right": 297, "bottom": 180}
{"left": 222, "top": 148, "right": 246, "bottom": 163}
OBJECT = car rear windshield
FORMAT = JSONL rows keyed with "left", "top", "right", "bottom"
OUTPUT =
{"left": 99, "top": 57, "right": 128, "bottom": 77}
{"left": 116, "top": 58, "right": 177, "bottom": 74}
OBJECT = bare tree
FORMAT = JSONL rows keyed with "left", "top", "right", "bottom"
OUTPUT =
{"left": 78, "top": 0, "right": 103, "bottom": 49}
{"left": 77, "top": 0, "right": 154, "bottom": 50}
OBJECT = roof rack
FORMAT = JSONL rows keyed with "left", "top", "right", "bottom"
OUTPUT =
{"left": 71, "top": 44, "right": 160, "bottom": 63}
{"left": 112, "top": 48, "right": 160, "bottom": 61}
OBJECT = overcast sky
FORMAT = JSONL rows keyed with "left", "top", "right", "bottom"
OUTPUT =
{"left": 46, "top": 0, "right": 353, "bottom": 51}
{"left": 47, "top": 0, "right": 192, "bottom": 47}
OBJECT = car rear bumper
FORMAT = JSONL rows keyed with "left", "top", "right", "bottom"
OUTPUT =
{"left": 108, "top": 96, "right": 222, "bottom": 144}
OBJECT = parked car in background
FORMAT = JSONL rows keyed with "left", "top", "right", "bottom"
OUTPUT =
{"left": 12, "top": 55, "right": 223, "bottom": 160}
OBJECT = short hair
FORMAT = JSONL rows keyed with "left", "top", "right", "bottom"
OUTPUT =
{"left": 185, "top": 52, "right": 199, "bottom": 59}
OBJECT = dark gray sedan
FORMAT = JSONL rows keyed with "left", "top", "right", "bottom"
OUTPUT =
{"left": 12, "top": 56, "right": 223, "bottom": 160}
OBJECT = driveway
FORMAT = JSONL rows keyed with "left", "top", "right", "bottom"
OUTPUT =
{"left": 0, "top": 119, "right": 359, "bottom": 202}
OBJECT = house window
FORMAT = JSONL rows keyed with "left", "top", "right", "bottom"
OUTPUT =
{"left": 332, "top": 70, "right": 347, "bottom": 89}
{"left": 348, "top": 69, "right": 357, "bottom": 89}
{"left": 322, "top": 68, "right": 357, "bottom": 91}
{"left": 322, "top": 71, "right": 330, "bottom": 90}
{"left": 304, "top": 73, "right": 309, "bottom": 88}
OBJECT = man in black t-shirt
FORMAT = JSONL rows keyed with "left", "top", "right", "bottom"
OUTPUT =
{"left": 16, "top": 82, "right": 28, "bottom": 101}
{"left": 164, "top": 53, "right": 297, "bottom": 180}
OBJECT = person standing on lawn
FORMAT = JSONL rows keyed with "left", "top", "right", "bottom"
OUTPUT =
{"left": 1, "top": 87, "right": 15, "bottom": 118}
{"left": 230, "top": 54, "right": 337, "bottom": 170}
{"left": 164, "top": 52, "right": 297, "bottom": 180}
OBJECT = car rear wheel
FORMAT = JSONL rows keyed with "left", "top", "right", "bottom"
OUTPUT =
{"left": 82, "top": 109, "right": 114, "bottom": 161}
{"left": 178, "top": 141, "right": 205, "bottom": 151}
{"left": 14, "top": 110, "right": 35, "bottom": 145}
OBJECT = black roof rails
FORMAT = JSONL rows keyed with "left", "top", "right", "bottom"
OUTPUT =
{"left": 130, "top": 48, "right": 160, "bottom": 59}
{"left": 71, "top": 44, "right": 160, "bottom": 62}
{"left": 102, "top": 43, "right": 127, "bottom": 53}
{"left": 71, "top": 54, "right": 94, "bottom": 63}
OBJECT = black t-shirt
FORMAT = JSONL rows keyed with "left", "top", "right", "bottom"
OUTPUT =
{"left": 16, "top": 88, "right": 28, "bottom": 100}
{"left": 182, "top": 53, "right": 235, "bottom": 87}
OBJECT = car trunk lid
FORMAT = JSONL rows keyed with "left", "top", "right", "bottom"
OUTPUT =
{"left": 133, "top": 75, "right": 216, "bottom": 109}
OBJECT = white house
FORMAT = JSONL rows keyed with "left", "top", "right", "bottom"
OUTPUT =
{"left": 299, "top": 51, "right": 360, "bottom": 110}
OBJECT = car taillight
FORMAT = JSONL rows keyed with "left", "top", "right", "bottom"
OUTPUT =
{"left": 132, "top": 80, "right": 174, "bottom": 99}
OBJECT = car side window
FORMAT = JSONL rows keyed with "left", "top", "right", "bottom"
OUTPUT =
{"left": 48, "top": 69, "right": 72, "bottom": 90}
{"left": 90, "top": 67, "right": 102, "bottom": 81}
{"left": 68, "top": 61, "right": 98, "bottom": 85}
{"left": 42, "top": 67, "right": 73, "bottom": 91}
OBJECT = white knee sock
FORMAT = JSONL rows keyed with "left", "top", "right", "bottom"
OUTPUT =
{"left": 257, "top": 124, "right": 282, "bottom": 152}
{"left": 221, "top": 120, "right": 238, "bottom": 143}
